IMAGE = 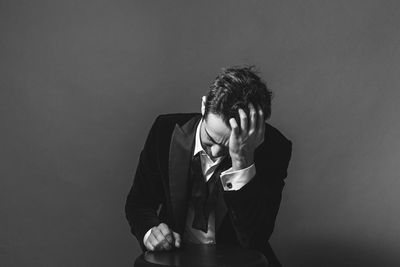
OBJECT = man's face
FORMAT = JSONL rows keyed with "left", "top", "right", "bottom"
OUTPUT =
{"left": 200, "top": 113, "right": 231, "bottom": 160}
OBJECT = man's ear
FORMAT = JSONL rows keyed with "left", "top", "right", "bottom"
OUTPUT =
{"left": 201, "top": 96, "right": 206, "bottom": 116}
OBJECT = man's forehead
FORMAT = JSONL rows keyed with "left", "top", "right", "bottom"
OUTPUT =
{"left": 203, "top": 114, "right": 231, "bottom": 143}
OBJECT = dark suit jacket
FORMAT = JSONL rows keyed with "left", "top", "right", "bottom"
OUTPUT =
{"left": 125, "top": 113, "right": 292, "bottom": 266}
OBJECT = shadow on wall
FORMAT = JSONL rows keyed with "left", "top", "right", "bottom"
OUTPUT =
{"left": 281, "top": 238, "right": 400, "bottom": 267}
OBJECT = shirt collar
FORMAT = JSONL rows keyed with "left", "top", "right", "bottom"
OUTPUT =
{"left": 193, "top": 118, "right": 204, "bottom": 156}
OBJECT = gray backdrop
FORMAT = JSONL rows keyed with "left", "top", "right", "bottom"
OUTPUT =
{"left": 1, "top": 1, "right": 399, "bottom": 266}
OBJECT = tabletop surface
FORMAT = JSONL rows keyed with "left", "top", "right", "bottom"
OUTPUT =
{"left": 134, "top": 243, "right": 269, "bottom": 267}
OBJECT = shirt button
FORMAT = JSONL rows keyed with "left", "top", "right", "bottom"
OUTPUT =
{"left": 226, "top": 183, "right": 232, "bottom": 189}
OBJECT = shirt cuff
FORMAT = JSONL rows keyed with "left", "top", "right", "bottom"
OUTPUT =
{"left": 220, "top": 163, "right": 256, "bottom": 191}
{"left": 143, "top": 228, "right": 152, "bottom": 247}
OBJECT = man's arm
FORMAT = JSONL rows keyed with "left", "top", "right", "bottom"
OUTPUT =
{"left": 125, "top": 117, "right": 165, "bottom": 251}
{"left": 125, "top": 116, "right": 181, "bottom": 252}
{"left": 223, "top": 140, "right": 292, "bottom": 247}
{"left": 224, "top": 103, "right": 292, "bottom": 248}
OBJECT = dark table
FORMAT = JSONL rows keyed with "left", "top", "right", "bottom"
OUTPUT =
{"left": 134, "top": 243, "right": 269, "bottom": 267}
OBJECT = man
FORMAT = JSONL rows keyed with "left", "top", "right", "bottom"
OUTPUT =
{"left": 125, "top": 66, "right": 292, "bottom": 266}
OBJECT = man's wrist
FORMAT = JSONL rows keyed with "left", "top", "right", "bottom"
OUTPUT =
{"left": 231, "top": 155, "right": 254, "bottom": 171}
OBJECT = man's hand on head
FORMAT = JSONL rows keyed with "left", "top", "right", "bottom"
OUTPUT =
{"left": 228, "top": 103, "right": 265, "bottom": 171}
{"left": 144, "top": 223, "right": 181, "bottom": 252}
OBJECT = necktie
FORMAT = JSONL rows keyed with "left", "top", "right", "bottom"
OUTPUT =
{"left": 189, "top": 153, "right": 230, "bottom": 233}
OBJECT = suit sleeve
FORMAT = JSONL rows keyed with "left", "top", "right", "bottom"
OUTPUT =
{"left": 125, "top": 117, "right": 164, "bottom": 252}
{"left": 223, "top": 139, "right": 292, "bottom": 249}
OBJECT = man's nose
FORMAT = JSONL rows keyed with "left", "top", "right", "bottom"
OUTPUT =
{"left": 211, "top": 145, "right": 226, "bottom": 158}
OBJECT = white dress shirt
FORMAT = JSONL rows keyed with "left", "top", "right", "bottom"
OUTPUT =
{"left": 143, "top": 119, "right": 256, "bottom": 246}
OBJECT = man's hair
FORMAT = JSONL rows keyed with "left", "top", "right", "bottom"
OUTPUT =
{"left": 204, "top": 66, "right": 272, "bottom": 127}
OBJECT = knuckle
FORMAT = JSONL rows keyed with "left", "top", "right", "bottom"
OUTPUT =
{"left": 159, "top": 235, "right": 167, "bottom": 242}
{"left": 150, "top": 236, "right": 158, "bottom": 245}
{"left": 164, "top": 230, "right": 172, "bottom": 238}
{"left": 156, "top": 232, "right": 164, "bottom": 239}
{"left": 153, "top": 232, "right": 162, "bottom": 240}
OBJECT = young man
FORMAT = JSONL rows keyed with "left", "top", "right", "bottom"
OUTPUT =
{"left": 125, "top": 66, "right": 292, "bottom": 266}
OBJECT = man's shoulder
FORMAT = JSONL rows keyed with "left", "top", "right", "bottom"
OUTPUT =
{"left": 149, "top": 113, "right": 201, "bottom": 136}
{"left": 257, "top": 123, "right": 292, "bottom": 176}
{"left": 264, "top": 123, "right": 291, "bottom": 146}
{"left": 260, "top": 122, "right": 292, "bottom": 160}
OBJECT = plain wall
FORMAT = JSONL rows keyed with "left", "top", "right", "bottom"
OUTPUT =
{"left": 1, "top": 1, "right": 400, "bottom": 266}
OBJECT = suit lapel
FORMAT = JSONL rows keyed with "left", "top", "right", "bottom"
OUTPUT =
{"left": 168, "top": 115, "right": 201, "bottom": 235}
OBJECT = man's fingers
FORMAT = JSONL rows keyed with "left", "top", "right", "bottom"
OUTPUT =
{"left": 161, "top": 240, "right": 172, "bottom": 250}
{"left": 238, "top": 108, "right": 247, "bottom": 134}
{"left": 173, "top": 232, "right": 181, "bottom": 248}
{"left": 151, "top": 227, "right": 164, "bottom": 244}
{"left": 144, "top": 234, "right": 155, "bottom": 251}
{"left": 145, "top": 224, "right": 180, "bottom": 252}
{"left": 147, "top": 234, "right": 161, "bottom": 251}
{"left": 248, "top": 103, "right": 257, "bottom": 135}
{"left": 229, "top": 118, "right": 239, "bottom": 137}
{"left": 158, "top": 223, "right": 173, "bottom": 244}
{"left": 151, "top": 227, "right": 172, "bottom": 250}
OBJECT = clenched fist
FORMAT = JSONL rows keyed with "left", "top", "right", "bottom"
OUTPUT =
{"left": 144, "top": 223, "right": 181, "bottom": 251}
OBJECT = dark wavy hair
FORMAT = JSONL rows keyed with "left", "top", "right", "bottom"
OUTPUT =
{"left": 204, "top": 66, "right": 272, "bottom": 127}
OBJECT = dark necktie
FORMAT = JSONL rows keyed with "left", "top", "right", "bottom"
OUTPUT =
{"left": 189, "top": 153, "right": 230, "bottom": 233}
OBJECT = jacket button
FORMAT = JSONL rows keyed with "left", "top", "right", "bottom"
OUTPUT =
{"left": 227, "top": 183, "right": 232, "bottom": 189}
